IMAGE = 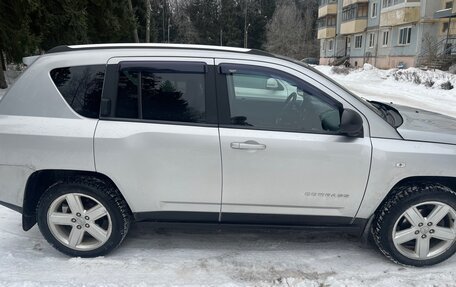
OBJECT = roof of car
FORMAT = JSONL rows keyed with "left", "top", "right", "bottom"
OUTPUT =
{"left": 46, "top": 43, "right": 273, "bottom": 57}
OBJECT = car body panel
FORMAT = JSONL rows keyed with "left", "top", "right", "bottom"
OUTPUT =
{"left": 394, "top": 104, "right": 456, "bottom": 145}
{"left": 218, "top": 127, "right": 372, "bottom": 218}
{"left": 356, "top": 138, "right": 456, "bottom": 218}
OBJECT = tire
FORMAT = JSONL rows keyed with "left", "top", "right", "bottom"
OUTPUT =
{"left": 36, "top": 177, "right": 131, "bottom": 257}
{"left": 372, "top": 183, "right": 456, "bottom": 266}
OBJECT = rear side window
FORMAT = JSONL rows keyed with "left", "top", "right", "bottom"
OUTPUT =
{"left": 115, "top": 62, "right": 206, "bottom": 123}
{"left": 50, "top": 65, "right": 105, "bottom": 118}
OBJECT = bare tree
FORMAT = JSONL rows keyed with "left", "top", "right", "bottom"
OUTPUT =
{"left": 265, "top": 1, "right": 306, "bottom": 59}
{"left": 265, "top": 0, "right": 319, "bottom": 59}
{"left": 127, "top": 0, "right": 140, "bottom": 43}
{"left": 171, "top": 0, "right": 199, "bottom": 43}
{"left": 421, "top": 33, "right": 439, "bottom": 67}
{"left": 145, "top": 0, "right": 152, "bottom": 42}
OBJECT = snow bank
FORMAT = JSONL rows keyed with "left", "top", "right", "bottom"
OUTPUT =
{"left": 314, "top": 65, "right": 456, "bottom": 118}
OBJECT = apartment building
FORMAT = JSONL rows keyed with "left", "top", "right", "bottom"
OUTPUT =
{"left": 318, "top": 0, "right": 456, "bottom": 69}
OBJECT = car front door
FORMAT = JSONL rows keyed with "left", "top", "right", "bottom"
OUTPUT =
{"left": 94, "top": 58, "right": 222, "bottom": 221}
{"left": 216, "top": 59, "right": 372, "bottom": 225}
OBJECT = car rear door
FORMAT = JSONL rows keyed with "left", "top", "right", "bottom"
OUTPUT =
{"left": 216, "top": 59, "right": 372, "bottom": 225}
{"left": 94, "top": 57, "right": 222, "bottom": 221}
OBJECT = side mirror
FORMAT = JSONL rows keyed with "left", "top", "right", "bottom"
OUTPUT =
{"left": 265, "top": 78, "right": 284, "bottom": 91}
{"left": 340, "top": 109, "right": 364, "bottom": 137}
{"left": 266, "top": 78, "right": 279, "bottom": 90}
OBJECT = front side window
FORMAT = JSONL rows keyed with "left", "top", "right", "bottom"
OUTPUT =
{"left": 222, "top": 65, "right": 342, "bottom": 134}
{"left": 115, "top": 62, "right": 206, "bottom": 123}
{"left": 398, "top": 27, "right": 412, "bottom": 45}
{"left": 50, "top": 65, "right": 105, "bottom": 118}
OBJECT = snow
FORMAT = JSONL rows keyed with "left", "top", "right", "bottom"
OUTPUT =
{"left": 0, "top": 66, "right": 456, "bottom": 286}
{"left": 1, "top": 207, "right": 456, "bottom": 287}
{"left": 313, "top": 65, "right": 456, "bottom": 118}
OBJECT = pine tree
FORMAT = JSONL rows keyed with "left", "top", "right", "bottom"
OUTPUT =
{"left": 220, "top": 0, "right": 243, "bottom": 47}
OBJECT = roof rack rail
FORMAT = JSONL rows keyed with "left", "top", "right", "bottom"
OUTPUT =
{"left": 46, "top": 43, "right": 258, "bottom": 54}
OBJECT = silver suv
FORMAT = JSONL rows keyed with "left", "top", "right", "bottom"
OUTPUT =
{"left": 0, "top": 44, "right": 455, "bottom": 266}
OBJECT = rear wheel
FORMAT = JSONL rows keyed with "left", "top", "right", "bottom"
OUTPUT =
{"left": 372, "top": 183, "right": 456, "bottom": 266}
{"left": 37, "top": 177, "right": 131, "bottom": 257}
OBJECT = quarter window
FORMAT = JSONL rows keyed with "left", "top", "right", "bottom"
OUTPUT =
{"left": 115, "top": 62, "right": 206, "bottom": 123}
{"left": 50, "top": 65, "right": 105, "bottom": 118}
{"left": 222, "top": 64, "right": 342, "bottom": 134}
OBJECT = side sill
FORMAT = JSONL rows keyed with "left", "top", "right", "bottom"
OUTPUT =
{"left": 0, "top": 200, "right": 22, "bottom": 213}
{"left": 133, "top": 211, "right": 368, "bottom": 235}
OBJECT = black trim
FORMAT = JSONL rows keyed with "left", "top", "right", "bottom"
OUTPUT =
{"left": 133, "top": 211, "right": 368, "bottom": 233}
{"left": 134, "top": 211, "right": 219, "bottom": 223}
{"left": 119, "top": 61, "right": 206, "bottom": 74}
{"left": 221, "top": 213, "right": 353, "bottom": 226}
{"left": 0, "top": 200, "right": 22, "bottom": 213}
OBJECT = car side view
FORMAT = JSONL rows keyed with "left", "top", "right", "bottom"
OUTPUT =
{"left": 0, "top": 44, "right": 455, "bottom": 266}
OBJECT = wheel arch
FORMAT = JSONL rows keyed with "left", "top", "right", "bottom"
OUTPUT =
{"left": 361, "top": 176, "right": 456, "bottom": 242}
{"left": 22, "top": 169, "right": 130, "bottom": 231}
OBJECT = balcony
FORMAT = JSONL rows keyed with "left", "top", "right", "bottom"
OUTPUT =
{"left": 318, "top": 27, "right": 336, "bottom": 39}
{"left": 342, "top": 0, "right": 368, "bottom": 7}
{"left": 380, "top": 2, "right": 420, "bottom": 27}
{"left": 318, "top": 3, "right": 337, "bottom": 18}
{"left": 340, "top": 19, "right": 368, "bottom": 34}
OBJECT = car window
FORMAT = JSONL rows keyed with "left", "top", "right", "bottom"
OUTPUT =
{"left": 115, "top": 62, "right": 206, "bottom": 123}
{"left": 223, "top": 64, "right": 342, "bottom": 133}
{"left": 50, "top": 65, "right": 105, "bottom": 118}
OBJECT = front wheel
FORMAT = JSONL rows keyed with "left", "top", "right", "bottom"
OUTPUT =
{"left": 37, "top": 177, "right": 131, "bottom": 257}
{"left": 372, "top": 183, "right": 456, "bottom": 266}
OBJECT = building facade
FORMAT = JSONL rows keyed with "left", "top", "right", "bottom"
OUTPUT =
{"left": 318, "top": 0, "right": 456, "bottom": 69}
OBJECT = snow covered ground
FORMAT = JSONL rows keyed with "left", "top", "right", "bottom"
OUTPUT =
{"left": 313, "top": 65, "right": 456, "bottom": 118}
{"left": 0, "top": 66, "right": 455, "bottom": 287}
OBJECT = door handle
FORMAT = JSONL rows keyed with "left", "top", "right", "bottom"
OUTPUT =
{"left": 230, "top": 141, "right": 266, "bottom": 150}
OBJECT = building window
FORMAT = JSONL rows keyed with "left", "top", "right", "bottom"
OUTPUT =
{"left": 355, "top": 35, "right": 363, "bottom": 49}
{"left": 342, "top": 4, "right": 368, "bottom": 21}
{"left": 445, "top": 1, "right": 453, "bottom": 9}
{"left": 398, "top": 26, "right": 412, "bottom": 45}
{"left": 368, "top": 33, "right": 375, "bottom": 48}
{"left": 358, "top": 5, "right": 368, "bottom": 17}
{"left": 329, "top": 40, "right": 334, "bottom": 51}
{"left": 321, "top": 39, "right": 325, "bottom": 51}
{"left": 382, "top": 30, "right": 389, "bottom": 46}
{"left": 382, "top": 0, "right": 404, "bottom": 8}
{"left": 371, "top": 2, "right": 378, "bottom": 18}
